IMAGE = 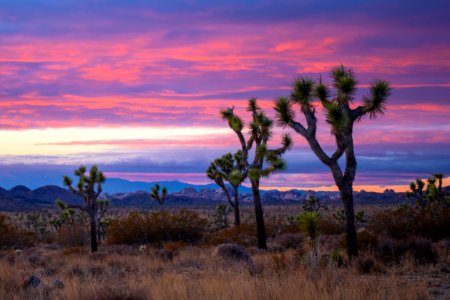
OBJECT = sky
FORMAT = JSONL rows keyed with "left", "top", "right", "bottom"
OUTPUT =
{"left": 0, "top": 0, "right": 449, "bottom": 191}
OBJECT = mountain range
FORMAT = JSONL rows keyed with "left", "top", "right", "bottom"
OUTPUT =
{"left": 0, "top": 180, "right": 424, "bottom": 211}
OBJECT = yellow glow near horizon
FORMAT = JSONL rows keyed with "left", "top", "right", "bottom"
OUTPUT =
{"left": 261, "top": 177, "right": 450, "bottom": 193}
{"left": 0, "top": 126, "right": 231, "bottom": 155}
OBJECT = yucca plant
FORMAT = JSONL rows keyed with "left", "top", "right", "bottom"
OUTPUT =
{"left": 275, "top": 66, "right": 391, "bottom": 259}
{"left": 298, "top": 211, "right": 321, "bottom": 257}
{"left": 221, "top": 98, "right": 292, "bottom": 249}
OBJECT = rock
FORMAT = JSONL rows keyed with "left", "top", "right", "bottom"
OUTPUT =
{"left": 213, "top": 243, "right": 254, "bottom": 273}
{"left": 22, "top": 275, "right": 41, "bottom": 289}
{"left": 139, "top": 245, "right": 148, "bottom": 253}
{"left": 54, "top": 278, "right": 64, "bottom": 289}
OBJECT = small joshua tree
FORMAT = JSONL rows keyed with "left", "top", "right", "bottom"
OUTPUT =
{"left": 207, "top": 152, "right": 246, "bottom": 225}
{"left": 406, "top": 173, "right": 449, "bottom": 207}
{"left": 150, "top": 184, "right": 168, "bottom": 211}
{"left": 221, "top": 98, "right": 292, "bottom": 249}
{"left": 57, "top": 165, "right": 106, "bottom": 252}
{"left": 50, "top": 208, "right": 75, "bottom": 233}
{"left": 212, "top": 204, "right": 231, "bottom": 230}
{"left": 302, "top": 194, "right": 327, "bottom": 213}
{"left": 275, "top": 66, "right": 391, "bottom": 258}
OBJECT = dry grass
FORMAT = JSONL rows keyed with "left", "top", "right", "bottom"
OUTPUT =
{"left": 1, "top": 244, "right": 444, "bottom": 300}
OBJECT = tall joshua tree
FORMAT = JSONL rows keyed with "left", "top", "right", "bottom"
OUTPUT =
{"left": 150, "top": 184, "right": 168, "bottom": 211}
{"left": 207, "top": 152, "right": 246, "bottom": 226}
{"left": 57, "top": 165, "right": 106, "bottom": 252}
{"left": 274, "top": 66, "right": 391, "bottom": 258}
{"left": 221, "top": 98, "right": 292, "bottom": 249}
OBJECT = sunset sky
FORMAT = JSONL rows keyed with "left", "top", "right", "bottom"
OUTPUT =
{"left": 0, "top": 0, "right": 449, "bottom": 191}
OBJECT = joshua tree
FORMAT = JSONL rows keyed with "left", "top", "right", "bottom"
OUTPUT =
{"left": 57, "top": 165, "right": 106, "bottom": 252}
{"left": 150, "top": 184, "right": 168, "bottom": 211}
{"left": 274, "top": 66, "right": 391, "bottom": 258}
{"left": 406, "top": 173, "right": 449, "bottom": 207}
{"left": 50, "top": 208, "right": 75, "bottom": 233}
{"left": 221, "top": 98, "right": 292, "bottom": 249}
{"left": 302, "top": 194, "right": 327, "bottom": 213}
{"left": 207, "top": 152, "right": 246, "bottom": 225}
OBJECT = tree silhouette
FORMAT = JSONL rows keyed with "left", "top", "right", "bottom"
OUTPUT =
{"left": 406, "top": 173, "right": 449, "bottom": 207}
{"left": 221, "top": 98, "right": 292, "bottom": 249}
{"left": 206, "top": 152, "right": 245, "bottom": 225}
{"left": 150, "top": 184, "right": 168, "bottom": 211}
{"left": 57, "top": 165, "right": 106, "bottom": 252}
{"left": 274, "top": 66, "right": 391, "bottom": 258}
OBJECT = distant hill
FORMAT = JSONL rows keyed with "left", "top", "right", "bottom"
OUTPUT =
{"left": 0, "top": 185, "right": 82, "bottom": 211}
{"left": 0, "top": 182, "right": 426, "bottom": 211}
{"left": 102, "top": 178, "right": 253, "bottom": 194}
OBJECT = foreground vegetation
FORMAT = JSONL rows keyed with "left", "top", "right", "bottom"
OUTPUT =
{"left": 1, "top": 201, "right": 450, "bottom": 299}
{"left": 1, "top": 243, "right": 445, "bottom": 300}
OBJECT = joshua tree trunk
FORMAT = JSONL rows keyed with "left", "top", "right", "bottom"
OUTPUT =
{"left": 89, "top": 210, "right": 98, "bottom": 252}
{"left": 301, "top": 131, "right": 359, "bottom": 259}
{"left": 97, "top": 222, "right": 101, "bottom": 244}
{"left": 251, "top": 179, "right": 267, "bottom": 249}
{"left": 233, "top": 186, "right": 241, "bottom": 226}
{"left": 340, "top": 186, "right": 357, "bottom": 257}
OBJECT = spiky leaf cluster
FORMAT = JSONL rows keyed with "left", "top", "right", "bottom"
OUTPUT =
{"left": 298, "top": 211, "right": 321, "bottom": 241}
{"left": 291, "top": 78, "right": 315, "bottom": 112}
{"left": 275, "top": 65, "right": 391, "bottom": 138}
{"left": 221, "top": 107, "right": 243, "bottom": 132}
{"left": 150, "top": 184, "right": 168, "bottom": 207}
{"left": 63, "top": 165, "right": 105, "bottom": 205}
{"left": 362, "top": 80, "right": 391, "bottom": 119}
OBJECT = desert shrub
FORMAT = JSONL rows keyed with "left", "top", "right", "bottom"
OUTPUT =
{"left": 407, "top": 237, "right": 437, "bottom": 264}
{"left": 374, "top": 236, "right": 437, "bottom": 264}
{"left": 369, "top": 203, "right": 450, "bottom": 241}
{"left": 206, "top": 223, "right": 257, "bottom": 246}
{"left": 273, "top": 233, "right": 304, "bottom": 250}
{"left": 63, "top": 246, "right": 88, "bottom": 256}
{"left": 163, "top": 240, "right": 187, "bottom": 253}
{"left": 356, "top": 229, "right": 378, "bottom": 251}
{"left": 0, "top": 214, "right": 36, "bottom": 249}
{"left": 57, "top": 223, "right": 89, "bottom": 247}
{"left": 87, "top": 285, "right": 147, "bottom": 300}
{"left": 320, "top": 216, "right": 345, "bottom": 235}
{"left": 354, "top": 254, "right": 383, "bottom": 274}
{"left": 319, "top": 235, "right": 342, "bottom": 253}
{"left": 107, "top": 210, "right": 208, "bottom": 245}
{"left": 375, "top": 236, "right": 407, "bottom": 263}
